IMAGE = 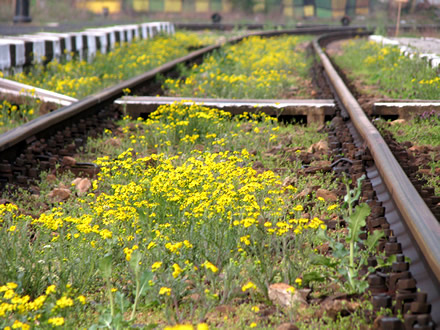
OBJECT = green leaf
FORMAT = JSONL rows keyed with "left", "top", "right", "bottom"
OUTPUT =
{"left": 365, "top": 230, "right": 384, "bottom": 252}
{"left": 98, "top": 254, "right": 112, "bottom": 280}
{"left": 347, "top": 203, "right": 370, "bottom": 243}
{"left": 115, "top": 291, "right": 130, "bottom": 313}
{"left": 138, "top": 270, "right": 153, "bottom": 297}
{"left": 303, "top": 271, "right": 327, "bottom": 284}
{"left": 128, "top": 250, "right": 142, "bottom": 274}
{"left": 332, "top": 241, "right": 349, "bottom": 259}
{"left": 353, "top": 175, "right": 366, "bottom": 201}
{"left": 311, "top": 254, "right": 339, "bottom": 268}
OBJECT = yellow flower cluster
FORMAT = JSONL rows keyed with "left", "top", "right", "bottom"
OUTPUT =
{"left": 123, "top": 102, "right": 279, "bottom": 155}
{"left": 0, "top": 99, "right": 38, "bottom": 134}
{"left": 0, "top": 100, "right": 333, "bottom": 326}
{"left": 9, "top": 32, "right": 212, "bottom": 99}
{"left": 0, "top": 283, "right": 85, "bottom": 328}
{"left": 164, "top": 35, "right": 311, "bottom": 99}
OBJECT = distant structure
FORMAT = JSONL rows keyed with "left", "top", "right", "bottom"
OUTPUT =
{"left": 76, "top": 0, "right": 371, "bottom": 18}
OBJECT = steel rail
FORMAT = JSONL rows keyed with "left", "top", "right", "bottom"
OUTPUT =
{"left": 313, "top": 32, "right": 440, "bottom": 320}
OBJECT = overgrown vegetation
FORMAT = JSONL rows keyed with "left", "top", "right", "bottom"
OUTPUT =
{"left": 332, "top": 38, "right": 440, "bottom": 99}
{"left": 163, "top": 35, "right": 314, "bottom": 99}
{"left": 0, "top": 32, "right": 215, "bottom": 135}
{"left": 0, "top": 101, "right": 389, "bottom": 328}
{"left": 6, "top": 32, "right": 214, "bottom": 100}
{"left": 0, "top": 95, "right": 42, "bottom": 134}
{"left": 375, "top": 111, "right": 440, "bottom": 197}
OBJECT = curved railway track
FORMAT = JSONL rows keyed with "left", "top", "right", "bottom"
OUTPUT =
{"left": 0, "top": 26, "right": 438, "bottom": 328}
{"left": 315, "top": 32, "right": 440, "bottom": 328}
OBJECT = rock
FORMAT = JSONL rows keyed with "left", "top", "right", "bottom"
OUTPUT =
{"left": 282, "top": 176, "right": 296, "bottom": 187}
{"left": 389, "top": 119, "right": 406, "bottom": 126}
{"left": 316, "top": 189, "right": 338, "bottom": 202}
{"left": 304, "top": 160, "right": 332, "bottom": 174}
{"left": 307, "top": 140, "right": 329, "bottom": 153}
{"left": 268, "top": 283, "right": 309, "bottom": 308}
{"left": 408, "top": 145, "right": 429, "bottom": 154}
{"left": 48, "top": 188, "right": 71, "bottom": 202}
{"left": 276, "top": 323, "right": 299, "bottom": 330}
{"left": 72, "top": 178, "right": 92, "bottom": 196}
{"left": 46, "top": 174, "right": 57, "bottom": 183}
{"left": 71, "top": 178, "right": 82, "bottom": 186}
{"left": 62, "top": 156, "right": 76, "bottom": 167}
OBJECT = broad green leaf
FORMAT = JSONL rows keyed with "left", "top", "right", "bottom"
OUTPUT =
{"left": 311, "top": 254, "right": 339, "bottom": 268}
{"left": 98, "top": 255, "right": 112, "bottom": 280}
{"left": 138, "top": 270, "right": 154, "bottom": 297}
{"left": 128, "top": 250, "right": 142, "bottom": 274}
{"left": 347, "top": 203, "right": 370, "bottom": 243}
{"left": 303, "top": 271, "right": 327, "bottom": 284}
{"left": 365, "top": 230, "right": 384, "bottom": 252}
{"left": 332, "top": 241, "right": 350, "bottom": 259}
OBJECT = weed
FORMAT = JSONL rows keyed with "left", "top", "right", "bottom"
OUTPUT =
{"left": 333, "top": 39, "right": 440, "bottom": 99}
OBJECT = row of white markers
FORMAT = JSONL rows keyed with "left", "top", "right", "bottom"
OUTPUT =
{"left": 0, "top": 22, "right": 175, "bottom": 74}
{"left": 369, "top": 35, "right": 440, "bottom": 69}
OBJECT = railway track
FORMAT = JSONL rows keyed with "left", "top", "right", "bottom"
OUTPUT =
{"left": 0, "top": 26, "right": 438, "bottom": 328}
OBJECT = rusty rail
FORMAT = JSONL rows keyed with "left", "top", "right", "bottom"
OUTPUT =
{"left": 314, "top": 32, "right": 440, "bottom": 322}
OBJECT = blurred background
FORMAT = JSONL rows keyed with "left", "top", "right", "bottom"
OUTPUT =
{"left": 1, "top": 0, "right": 440, "bottom": 26}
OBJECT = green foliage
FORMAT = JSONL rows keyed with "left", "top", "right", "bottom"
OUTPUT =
{"left": 375, "top": 115, "right": 440, "bottom": 197}
{"left": 306, "top": 175, "right": 390, "bottom": 294}
{"left": 0, "top": 96, "right": 42, "bottom": 134}
{"left": 333, "top": 39, "right": 440, "bottom": 99}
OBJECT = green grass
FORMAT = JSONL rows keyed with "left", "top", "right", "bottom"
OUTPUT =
{"left": 375, "top": 112, "right": 440, "bottom": 196}
{"left": 332, "top": 38, "right": 440, "bottom": 99}
{"left": 376, "top": 112, "right": 440, "bottom": 147}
